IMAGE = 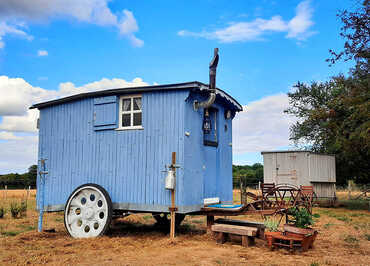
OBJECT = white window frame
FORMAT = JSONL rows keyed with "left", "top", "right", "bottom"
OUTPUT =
{"left": 116, "top": 95, "right": 143, "bottom": 130}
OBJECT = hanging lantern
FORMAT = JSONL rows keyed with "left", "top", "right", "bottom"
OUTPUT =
{"left": 203, "top": 109, "right": 212, "bottom": 134}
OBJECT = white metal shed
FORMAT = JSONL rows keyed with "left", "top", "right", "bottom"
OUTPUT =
{"left": 261, "top": 151, "right": 336, "bottom": 199}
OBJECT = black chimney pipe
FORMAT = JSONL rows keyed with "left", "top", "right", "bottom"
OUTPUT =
{"left": 209, "top": 48, "right": 219, "bottom": 92}
{"left": 193, "top": 48, "right": 219, "bottom": 110}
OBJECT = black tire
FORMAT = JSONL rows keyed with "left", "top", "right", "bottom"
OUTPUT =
{"left": 152, "top": 213, "right": 186, "bottom": 227}
{"left": 64, "top": 183, "right": 113, "bottom": 238}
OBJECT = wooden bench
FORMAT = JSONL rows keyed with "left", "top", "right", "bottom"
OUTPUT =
{"left": 211, "top": 224, "right": 257, "bottom": 247}
{"left": 214, "top": 218, "right": 265, "bottom": 239}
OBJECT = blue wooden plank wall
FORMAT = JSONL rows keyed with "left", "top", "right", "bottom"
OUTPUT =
{"left": 37, "top": 89, "right": 189, "bottom": 212}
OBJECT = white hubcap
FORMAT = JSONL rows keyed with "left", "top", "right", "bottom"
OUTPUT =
{"left": 65, "top": 186, "right": 109, "bottom": 238}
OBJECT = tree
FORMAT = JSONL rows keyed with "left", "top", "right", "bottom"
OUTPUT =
{"left": 285, "top": 77, "right": 369, "bottom": 185}
{"left": 285, "top": 1, "right": 369, "bottom": 185}
{"left": 26, "top": 165, "right": 38, "bottom": 185}
{"left": 327, "top": 0, "right": 369, "bottom": 76}
{"left": 232, "top": 164, "right": 264, "bottom": 188}
{"left": 0, "top": 164, "right": 37, "bottom": 188}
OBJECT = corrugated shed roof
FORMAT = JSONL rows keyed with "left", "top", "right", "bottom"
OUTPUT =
{"left": 261, "top": 150, "right": 335, "bottom": 156}
{"left": 30, "top": 81, "right": 243, "bottom": 111}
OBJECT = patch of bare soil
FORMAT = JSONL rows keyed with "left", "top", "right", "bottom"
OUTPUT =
{"left": 1, "top": 192, "right": 370, "bottom": 266}
{"left": 0, "top": 205, "right": 369, "bottom": 265}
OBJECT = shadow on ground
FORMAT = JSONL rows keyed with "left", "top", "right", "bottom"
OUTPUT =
{"left": 108, "top": 219, "right": 206, "bottom": 237}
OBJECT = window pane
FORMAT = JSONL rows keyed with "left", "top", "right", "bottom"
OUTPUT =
{"left": 133, "top": 112, "right": 142, "bottom": 126}
{"left": 122, "top": 114, "right": 131, "bottom": 127}
{"left": 122, "top": 99, "right": 131, "bottom": 111}
{"left": 133, "top": 97, "right": 142, "bottom": 110}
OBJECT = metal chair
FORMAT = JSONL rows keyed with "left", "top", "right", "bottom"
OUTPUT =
{"left": 261, "top": 183, "right": 276, "bottom": 209}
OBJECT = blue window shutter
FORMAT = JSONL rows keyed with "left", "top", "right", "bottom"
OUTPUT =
{"left": 93, "top": 96, "right": 117, "bottom": 130}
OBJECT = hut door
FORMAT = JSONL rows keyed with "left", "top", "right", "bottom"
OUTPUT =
{"left": 275, "top": 153, "right": 298, "bottom": 186}
{"left": 203, "top": 146, "right": 218, "bottom": 198}
{"left": 203, "top": 108, "right": 219, "bottom": 198}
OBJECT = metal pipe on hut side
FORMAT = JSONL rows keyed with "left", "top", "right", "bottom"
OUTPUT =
{"left": 38, "top": 159, "right": 48, "bottom": 232}
{"left": 165, "top": 152, "right": 179, "bottom": 238}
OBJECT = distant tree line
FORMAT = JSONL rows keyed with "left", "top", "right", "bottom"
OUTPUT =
{"left": 232, "top": 163, "right": 263, "bottom": 189}
{"left": 0, "top": 165, "right": 37, "bottom": 189}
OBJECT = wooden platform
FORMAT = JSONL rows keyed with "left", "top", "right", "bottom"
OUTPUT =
{"left": 211, "top": 224, "right": 257, "bottom": 247}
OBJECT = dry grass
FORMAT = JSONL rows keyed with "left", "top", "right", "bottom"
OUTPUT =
{"left": 0, "top": 189, "right": 369, "bottom": 265}
{"left": 1, "top": 189, "right": 37, "bottom": 199}
{"left": 336, "top": 190, "right": 363, "bottom": 200}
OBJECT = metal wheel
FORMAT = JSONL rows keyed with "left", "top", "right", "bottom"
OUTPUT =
{"left": 64, "top": 183, "right": 113, "bottom": 238}
{"left": 261, "top": 184, "right": 311, "bottom": 226}
{"left": 265, "top": 184, "right": 301, "bottom": 211}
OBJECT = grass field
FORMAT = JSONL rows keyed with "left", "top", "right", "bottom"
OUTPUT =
{"left": 0, "top": 189, "right": 369, "bottom": 265}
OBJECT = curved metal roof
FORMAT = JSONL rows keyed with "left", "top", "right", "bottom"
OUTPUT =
{"left": 30, "top": 81, "right": 243, "bottom": 111}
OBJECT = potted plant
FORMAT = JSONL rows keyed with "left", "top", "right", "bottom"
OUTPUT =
{"left": 284, "top": 207, "right": 320, "bottom": 248}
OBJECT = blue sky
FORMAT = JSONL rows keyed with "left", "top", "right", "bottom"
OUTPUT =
{"left": 0, "top": 0, "right": 354, "bottom": 173}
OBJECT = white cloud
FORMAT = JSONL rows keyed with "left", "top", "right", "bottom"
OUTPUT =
{"left": 178, "top": 0, "right": 315, "bottom": 43}
{"left": 58, "top": 77, "right": 149, "bottom": 96}
{"left": 0, "top": 131, "right": 22, "bottom": 140}
{"left": 0, "top": 75, "right": 57, "bottom": 116}
{"left": 0, "top": 21, "right": 33, "bottom": 49}
{"left": 0, "top": 75, "right": 151, "bottom": 173}
{"left": 0, "top": 75, "right": 149, "bottom": 132}
{"left": 0, "top": 110, "right": 39, "bottom": 132}
{"left": 286, "top": 0, "right": 315, "bottom": 40}
{"left": 233, "top": 93, "right": 297, "bottom": 154}
{"left": 118, "top": 10, "right": 138, "bottom": 35}
{"left": 37, "top": 49, "right": 48, "bottom": 56}
{"left": 0, "top": 135, "right": 38, "bottom": 173}
{"left": 0, "top": 1, "right": 143, "bottom": 48}
{"left": 119, "top": 10, "right": 143, "bottom": 47}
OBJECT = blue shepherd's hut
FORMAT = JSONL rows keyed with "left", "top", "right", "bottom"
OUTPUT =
{"left": 31, "top": 51, "right": 242, "bottom": 238}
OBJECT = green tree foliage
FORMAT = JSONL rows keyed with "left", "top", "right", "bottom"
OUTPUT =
{"left": 0, "top": 165, "right": 37, "bottom": 188}
{"left": 327, "top": 0, "right": 369, "bottom": 76}
{"left": 285, "top": 1, "right": 369, "bottom": 186}
{"left": 233, "top": 163, "right": 263, "bottom": 188}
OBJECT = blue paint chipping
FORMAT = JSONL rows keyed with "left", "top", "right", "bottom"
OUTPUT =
{"left": 33, "top": 82, "right": 242, "bottom": 230}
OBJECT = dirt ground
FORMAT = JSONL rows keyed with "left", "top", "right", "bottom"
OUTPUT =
{"left": 0, "top": 190, "right": 369, "bottom": 265}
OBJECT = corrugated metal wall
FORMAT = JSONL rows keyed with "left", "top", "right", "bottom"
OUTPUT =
{"left": 262, "top": 153, "right": 275, "bottom": 183}
{"left": 311, "top": 182, "right": 336, "bottom": 198}
{"left": 262, "top": 151, "right": 336, "bottom": 198}
{"left": 263, "top": 152, "right": 310, "bottom": 186}
{"left": 37, "top": 89, "right": 189, "bottom": 212}
{"left": 309, "top": 154, "right": 336, "bottom": 182}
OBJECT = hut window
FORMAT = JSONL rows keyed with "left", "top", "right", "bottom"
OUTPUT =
{"left": 118, "top": 95, "right": 142, "bottom": 129}
{"left": 203, "top": 108, "right": 218, "bottom": 147}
